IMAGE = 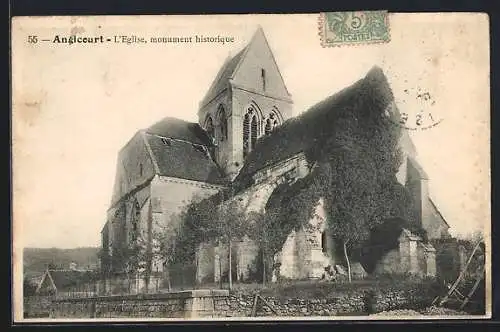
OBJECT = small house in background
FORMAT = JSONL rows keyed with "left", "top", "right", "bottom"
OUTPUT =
{"left": 35, "top": 267, "right": 98, "bottom": 297}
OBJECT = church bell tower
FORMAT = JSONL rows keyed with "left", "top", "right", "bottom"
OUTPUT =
{"left": 198, "top": 26, "right": 294, "bottom": 180}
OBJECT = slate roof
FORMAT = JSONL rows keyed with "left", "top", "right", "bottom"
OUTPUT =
{"left": 429, "top": 198, "right": 450, "bottom": 228}
{"left": 144, "top": 131, "right": 227, "bottom": 185}
{"left": 235, "top": 66, "right": 394, "bottom": 183}
{"left": 408, "top": 155, "right": 429, "bottom": 180}
{"left": 146, "top": 117, "right": 213, "bottom": 146}
{"left": 200, "top": 46, "right": 247, "bottom": 107}
{"left": 37, "top": 269, "right": 96, "bottom": 293}
{"left": 110, "top": 117, "right": 227, "bottom": 210}
{"left": 51, "top": 270, "right": 95, "bottom": 289}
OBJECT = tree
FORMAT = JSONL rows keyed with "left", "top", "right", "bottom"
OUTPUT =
{"left": 246, "top": 210, "right": 282, "bottom": 285}
{"left": 309, "top": 98, "right": 406, "bottom": 282}
{"left": 320, "top": 161, "right": 372, "bottom": 282}
{"left": 172, "top": 192, "right": 251, "bottom": 290}
{"left": 108, "top": 234, "right": 149, "bottom": 293}
{"left": 151, "top": 212, "right": 186, "bottom": 292}
{"left": 460, "top": 230, "right": 485, "bottom": 244}
{"left": 23, "top": 278, "right": 37, "bottom": 297}
{"left": 214, "top": 199, "right": 251, "bottom": 290}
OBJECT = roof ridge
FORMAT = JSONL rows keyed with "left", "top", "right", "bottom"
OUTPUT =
{"left": 250, "top": 27, "right": 292, "bottom": 98}
{"left": 143, "top": 132, "right": 228, "bottom": 186}
{"left": 144, "top": 131, "right": 209, "bottom": 147}
{"left": 234, "top": 66, "right": 394, "bottom": 185}
{"left": 407, "top": 155, "right": 429, "bottom": 180}
{"left": 200, "top": 43, "right": 249, "bottom": 108}
{"left": 141, "top": 131, "right": 161, "bottom": 174}
{"left": 229, "top": 44, "right": 250, "bottom": 81}
{"left": 204, "top": 55, "right": 232, "bottom": 97}
{"left": 428, "top": 197, "right": 450, "bottom": 227}
{"left": 49, "top": 269, "right": 90, "bottom": 272}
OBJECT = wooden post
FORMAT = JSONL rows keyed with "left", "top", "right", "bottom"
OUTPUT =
{"left": 262, "top": 249, "right": 266, "bottom": 287}
{"left": 228, "top": 240, "right": 233, "bottom": 290}
{"left": 343, "top": 240, "right": 352, "bottom": 283}
{"left": 251, "top": 293, "right": 259, "bottom": 317}
{"left": 258, "top": 295, "right": 279, "bottom": 315}
{"left": 459, "top": 267, "right": 484, "bottom": 310}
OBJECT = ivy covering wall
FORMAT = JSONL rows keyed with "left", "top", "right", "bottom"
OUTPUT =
{"left": 171, "top": 68, "right": 429, "bottom": 275}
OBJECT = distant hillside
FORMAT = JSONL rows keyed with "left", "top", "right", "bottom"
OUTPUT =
{"left": 23, "top": 247, "right": 100, "bottom": 279}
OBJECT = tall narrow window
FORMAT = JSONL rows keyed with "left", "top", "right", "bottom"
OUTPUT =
{"left": 269, "top": 111, "right": 281, "bottom": 132}
{"left": 265, "top": 111, "right": 281, "bottom": 135}
{"left": 206, "top": 117, "right": 215, "bottom": 143}
{"left": 265, "top": 118, "right": 272, "bottom": 135}
{"left": 139, "top": 164, "right": 143, "bottom": 177}
{"left": 243, "top": 113, "right": 250, "bottom": 159}
{"left": 243, "top": 106, "right": 260, "bottom": 158}
{"left": 321, "top": 231, "right": 327, "bottom": 253}
{"left": 251, "top": 115, "right": 258, "bottom": 150}
{"left": 261, "top": 68, "right": 266, "bottom": 91}
{"left": 218, "top": 106, "right": 228, "bottom": 141}
{"left": 129, "top": 200, "right": 140, "bottom": 245}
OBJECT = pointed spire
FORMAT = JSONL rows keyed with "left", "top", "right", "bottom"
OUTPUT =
{"left": 250, "top": 24, "right": 266, "bottom": 42}
{"left": 255, "top": 24, "right": 265, "bottom": 33}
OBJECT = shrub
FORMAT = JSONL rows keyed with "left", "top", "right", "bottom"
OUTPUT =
{"left": 23, "top": 278, "right": 38, "bottom": 297}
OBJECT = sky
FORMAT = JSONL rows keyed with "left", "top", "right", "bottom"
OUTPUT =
{"left": 12, "top": 13, "right": 490, "bottom": 249}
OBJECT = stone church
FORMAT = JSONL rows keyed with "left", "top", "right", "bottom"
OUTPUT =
{"left": 100, "top": 27, "right": 450, "bottom": 287}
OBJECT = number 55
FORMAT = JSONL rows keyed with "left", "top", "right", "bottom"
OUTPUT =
{"left": 28, "top": 35, "right": 38, "bottom": 44}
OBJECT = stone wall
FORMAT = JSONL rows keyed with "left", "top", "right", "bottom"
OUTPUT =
{"left": 432, "top": 238, "right": 484, "bottom": 283}
{"left": 52, "top": 295, "right": 184, "bottom": 319}
{"left": 374, "top": 229, "right": 436, "bottom": 277}
{"left": 213, "top": 292, "right": 365, "bottom": 317}
{"left": 212, "top": 283, "right": 437, "bottom": 317}
{"left": 150, "top": 175, "right": 224, "bottom": 275}
{"left": 24, "top": 296, "right": 53, "bottom": 318}
{"left": 33, "top": 281, "right": 438, "bottom": 319}
{"left": 99, "top": 275, "right": 163, "bottom": 296}
{"left": 275, "top": 198, "right": 335, "bottom": 280}
{"left": 195, "top": 152, "right": 311, "bottom": 283}
{"left": 50, "top": 290, "right": 230, "bottom": 319}
{"left": 151, "top": 175, "right": 223, "bottom": 235}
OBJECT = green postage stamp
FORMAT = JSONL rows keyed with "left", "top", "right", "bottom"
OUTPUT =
{"left": 319, "top": 11, "right": 390, "bottom": 47}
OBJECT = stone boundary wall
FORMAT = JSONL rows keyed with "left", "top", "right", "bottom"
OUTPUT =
{"left": 24, "top": 296, "right": 53, "bottom": 318}
{"left": 214, "top": 286, "right": 436, "bottom": 317}
{"left": 49, "top": 290, "right": 229, "bottom": 319}
{"left": 41, "top": 282, "right": 437, "bottom": 319}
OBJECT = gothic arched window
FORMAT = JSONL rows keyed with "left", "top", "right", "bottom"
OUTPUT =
{"left": 243, "top": 106, "right": 259, "bottom": 158}
{"left": 133, "top": 201, "right": 140, "bottom": 231}
{"left": 217, "top": 106, "right": 228, "bottom": 142}
{"left": 250, "top": 115, "right": 258, "bottom": 150}
{"left": 243, "top": 113, "right": 250, "bottom": 159}
{"left": 265, "top": 111, "right": 281, "bottom": 135}
{"left": 265, "top": 119, "right": 272, "bottom": 135}
{"left": 269, "top": 111, "right": 279, "bottom": 127}
{"left": 206, "top": 117, "right": 215, "bottom": 142}
{"left": 130, "top": 200, "right": 140, "bottom": 244}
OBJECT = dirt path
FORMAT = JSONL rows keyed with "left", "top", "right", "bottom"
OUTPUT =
{"left": 371, "top": 306, "right": 469, "bottom": 317}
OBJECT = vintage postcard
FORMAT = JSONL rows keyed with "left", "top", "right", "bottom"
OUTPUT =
{"left": 11, "top": 13, "right": 491, "bottom": 322}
